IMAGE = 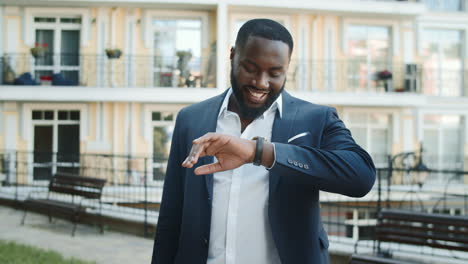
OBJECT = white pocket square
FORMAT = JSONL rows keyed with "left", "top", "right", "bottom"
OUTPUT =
{"left": 287, "top": 132, "right": 310, "bottom": 143}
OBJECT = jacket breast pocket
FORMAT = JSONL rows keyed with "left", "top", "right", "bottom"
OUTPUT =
{"left": 287, "top": 132, "right": 312, "bottom": 146}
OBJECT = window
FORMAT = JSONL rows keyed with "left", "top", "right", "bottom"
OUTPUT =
{"left": 152, "top": 18, "right": 202, "bottom": 88}
{"left": 422, "top": 0, "right": 463, "bottom": 11}
{"left": 33, "top": 16, "right": 81, "bottom": 85}
{"left": 152, "top": 111, "right": 175, "bottom": 181}
{"left": 423, "top": 114, "right": 464, "bottom": 182}
{"left": 347, "top": 25, "right": 391, "bottom": 92}
{"left": 420, "top": 29, "right": 463, "bottom": 96}
{"left": 346, "top": 112, "right": 391, "bottom": 167}
{"left": 31, "top": 109, "right": 80, "bottom": 181}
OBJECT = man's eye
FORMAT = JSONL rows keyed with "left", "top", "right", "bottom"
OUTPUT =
{"left": 243, "top": 65, "right": 256, "bottom": 73}
{"left": 270, "top": 72, "right": 281, "bottom": 77}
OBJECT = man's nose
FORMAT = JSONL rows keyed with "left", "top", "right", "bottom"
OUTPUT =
{"left": 253, "top": 73, "right": 269, "bottom": 89}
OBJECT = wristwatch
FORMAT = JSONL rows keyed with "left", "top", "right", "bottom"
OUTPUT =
{"left": 252, "top": 136, "right": 267, "bottom": 166}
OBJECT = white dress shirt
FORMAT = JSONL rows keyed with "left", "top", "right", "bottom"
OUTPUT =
{"left": 207, "top": 88, "right": 282, "bottom": 264}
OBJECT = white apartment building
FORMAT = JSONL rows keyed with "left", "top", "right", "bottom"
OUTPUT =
{"left": 0, "top": 0, "right": 467, "bottom": 187}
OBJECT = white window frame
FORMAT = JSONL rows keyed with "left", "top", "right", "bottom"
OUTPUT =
{"left": 23, "top": 103, "right": 88, "bottom": 184}
{"left": 416, "top": 20, "right": 467, "bottom": 96}
{"left": 143, "top": 104, "right": 182, "bottom": 185}
{"left": 417, "top": 109, "right": 467, "bottom": 181}
{"left": 343, "top": 108, "right": 398, "bottom": 167}
{"left": 31, "top": 15, "right": 82, "bottom": 81}
{"left": 23, "top": 8, "right": 91, "bottom": 47}
{"left": 341, "top": 19, "right": 397, "bottom": 92}
{"left": 142, "top": 10, "right": 209, "bottom": 87}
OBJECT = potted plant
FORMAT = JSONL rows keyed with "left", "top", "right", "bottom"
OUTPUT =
{"left": 30, "top": 43, "right": 48, "bottom": 58}
{"left": 377, "top": 69, "right": 392, "bottom": 92}
{"left": 105, "top": 48, "right": 122, "bottom": 59}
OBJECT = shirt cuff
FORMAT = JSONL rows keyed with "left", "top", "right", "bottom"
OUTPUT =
{"left": 266, "top": 143, "right": 277, "bottom": 170}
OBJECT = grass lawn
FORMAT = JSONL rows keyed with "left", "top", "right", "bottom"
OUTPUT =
{"left": 0, "top": 240, "right": 96, "bottom": 264}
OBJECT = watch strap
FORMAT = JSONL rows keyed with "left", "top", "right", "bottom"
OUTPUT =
{"left": 253, "top": 137, "right": 264, "bottom": 166}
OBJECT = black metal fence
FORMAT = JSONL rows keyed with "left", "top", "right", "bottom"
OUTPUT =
{"left": 0, "top": 150, "right": 467, "bottom": 259}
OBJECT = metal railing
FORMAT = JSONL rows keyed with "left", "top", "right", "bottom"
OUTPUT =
{"left": 0, "top": 150, "right": 467, "bottom": 260}
{"left": 2, "top": 54, "right": 467, "bottom": 96}
{"left": 0, "top": 53, "right": 216, "bottom": 88}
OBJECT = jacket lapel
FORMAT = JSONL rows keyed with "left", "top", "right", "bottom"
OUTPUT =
{"left": 270, "top": 91, "right": 298, "bottom": 194}
{"left": 198, "top": 89, "right": 229, "bottom": 200}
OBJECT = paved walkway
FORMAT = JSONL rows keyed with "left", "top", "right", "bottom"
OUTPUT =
{"left": 0, "top": 205, "right": 154, "bottom": 264}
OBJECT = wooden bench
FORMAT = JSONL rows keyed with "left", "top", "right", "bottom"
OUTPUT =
{"left": 349, "top": 209, "right": 468, "bottom": 263}
{"left": 21, "top": 173, "right": 106, "bottom": 236}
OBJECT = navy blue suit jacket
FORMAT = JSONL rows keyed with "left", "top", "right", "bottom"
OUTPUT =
{"left": 152, "top": 90, "right": 376, "bottom": 264}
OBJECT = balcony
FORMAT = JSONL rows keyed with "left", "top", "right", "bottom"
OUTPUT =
{"left": 2, "top": 54, "right": 466, "bottom": 103}
{"left": 0, "top": 53, "right": 216, "bottom": 89}
{"left": 288, "top": 60, "right": 467, "bottom": 96}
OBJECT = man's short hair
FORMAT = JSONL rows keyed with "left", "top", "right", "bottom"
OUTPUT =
{"left": 235, "top": 18, "right": 293, "bottom": 56}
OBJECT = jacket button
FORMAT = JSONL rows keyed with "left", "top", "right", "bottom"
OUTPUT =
{"left": 287, "top": 159, "right": 293, "bottom": 164}
{"left": 204, "top": 238, "right": 208, "bottom": 245}
{"left": 293, "top": 161, "right": 298, "bottom": 166}
{"left": 304, "top": 164, "right": 309, "bottom": 170}
{"left": 298, "top": 163, "right": 303, "bottom": 168}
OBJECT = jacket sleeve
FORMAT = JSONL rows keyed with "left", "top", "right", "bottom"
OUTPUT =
{"left": 151, "top": 110, "right": 186, "bottom": 264}
{"left": 269, "top": 107, "right": 376, "bottom": 197}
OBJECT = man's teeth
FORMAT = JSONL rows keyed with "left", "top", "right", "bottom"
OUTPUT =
{"left": 248, "top": 88, "right": 268, "bottom": 99}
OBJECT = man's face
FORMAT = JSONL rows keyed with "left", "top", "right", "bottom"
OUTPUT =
{"left": 230, "top": 36, "right": 290, "bottom": 120}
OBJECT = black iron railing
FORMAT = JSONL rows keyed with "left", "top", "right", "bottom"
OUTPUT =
{"left": 0, "top": 150, "right": 467, "bottom": 259}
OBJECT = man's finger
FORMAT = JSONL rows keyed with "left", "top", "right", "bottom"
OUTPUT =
{"left": 182, "top": 144, "right": 203, "bottom": 167}
{"left": 194, "top": 162, "right": 222, "bottom": 175}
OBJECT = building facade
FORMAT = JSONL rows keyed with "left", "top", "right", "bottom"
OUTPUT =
{"left": 0, "top": 0, "right": 467, "bottom": 186}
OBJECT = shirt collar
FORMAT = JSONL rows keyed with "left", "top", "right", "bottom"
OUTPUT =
{"left": 218, "top": 88, "right": 283, "bottom": 119}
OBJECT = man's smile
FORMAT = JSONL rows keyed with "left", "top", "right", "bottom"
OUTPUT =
{"left": 245, "top": 86, "right": 269, "bottom": 104}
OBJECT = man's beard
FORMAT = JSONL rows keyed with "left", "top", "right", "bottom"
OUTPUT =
{"left": 230, "top": 70, "right": 285, "bottom": 120}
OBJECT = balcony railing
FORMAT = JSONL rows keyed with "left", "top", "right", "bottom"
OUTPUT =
{"left": 288, "top": 60, "right": 467, "bottom": 96}
{"left": 2, "top": 54, "right": 466, "bottom": 96}
{"left": 0, "top": 53, "right": 216, "bottom": 88}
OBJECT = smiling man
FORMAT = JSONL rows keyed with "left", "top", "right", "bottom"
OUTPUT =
{"left": 151, "top": 19, "right": 376, "bottom": 264}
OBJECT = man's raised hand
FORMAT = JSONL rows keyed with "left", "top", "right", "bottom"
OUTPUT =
{"left": 182, "top": 133, "right": 256, "bottom": 175}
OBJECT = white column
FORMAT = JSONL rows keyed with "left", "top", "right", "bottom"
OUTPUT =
{"left": 297, "top": 15, "right": 310, "bottom": 91}
{"left": 96, "top": 8, "right": 109, "bottom": 87}
{"left": 0, "top": 6, "right": 4, "bottom": 56}
{"left": 4, "top": 103, "right": 18, "bottom": 183}
{"left": 216, "top": 2, "right": 228, "bottom": 90}
{"left": 311, "top": 17, "right": 319, "bottom": 92}
{"left": 324, "top": 16, "right": 336, "bottom": 92}
{"left": 125, "top": 9, "right": 136, "bottom": 87}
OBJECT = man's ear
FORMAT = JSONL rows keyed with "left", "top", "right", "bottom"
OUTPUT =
{"left": 229, "top": 47, "right": 235, "bottom": 60}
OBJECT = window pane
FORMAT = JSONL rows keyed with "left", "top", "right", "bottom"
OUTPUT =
{"left": 61, "top": 30, "right": 80, "bottom": 66}
{"left": 35, "top": 30, "right": 54, "bottom": 66}
{"left": 60, "top": 17, "right": 82, "bottom": 24}
{"left": 70, "top": 111, "right": 80, "bottom": 120}
{"left": 347, "top": 25, "right": 390, "bottom": 91}
{"left": 152, "top": 112, "right": 162, "bottom": 121}
{"left": 44, "top": 111, "right": 54, "bottom": 120}
{"left": 421, "top": 29, "right": 462, "bottom": 96}
{"left": 58, "top": 110, "right": 68, "bottom": 120}
{"left": 34, "top": 17, "right": 56, "bottom": 23}
{"left": 32, "top": 110, "right": 42, "bottom": 120}
{"left": 153, "top": 125, "right": 174, "bottom": 181}
{"left": 350, "top": 127, "right": 367, "bottom": 149}
{"left": 153, "top": 18, "right": 202, "bottom": 88}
